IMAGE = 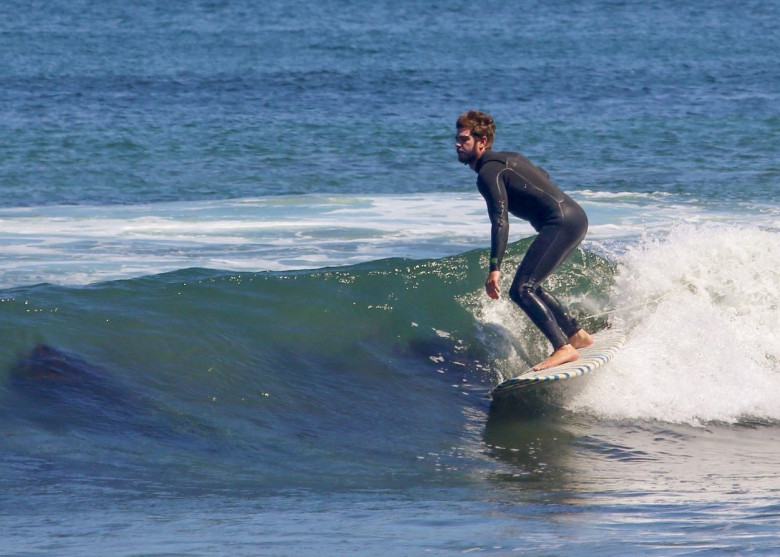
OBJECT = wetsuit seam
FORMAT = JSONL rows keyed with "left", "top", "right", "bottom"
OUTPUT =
{"left": 519, "top": 225, "right": 562, "bottom": 290}
{"left": 500, "top": 166, "right": 565, "bottom": 228}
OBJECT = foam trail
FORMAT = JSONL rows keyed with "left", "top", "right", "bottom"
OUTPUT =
{"left": 565, "top": 224, "right": 780, "bottom": 425}
{"left": 0, "top": 195, "right": 486, "bottom": 287}
{"left": 3, "top": 191, "right": 772, "bottom": 289}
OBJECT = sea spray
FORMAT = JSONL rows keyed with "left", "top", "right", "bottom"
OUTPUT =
{"left": 465, "top": 241, "right": 617, "bottom": 384}
{"left": 565, "top": 223, "right": 780, "bottom": 425}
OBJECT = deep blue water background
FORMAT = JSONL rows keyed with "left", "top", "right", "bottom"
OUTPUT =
{"left": 2, "top": 0, "right": 777, "bottom": 206}
{"left": 1, "top": 1, "right": 778, "bottom": 555}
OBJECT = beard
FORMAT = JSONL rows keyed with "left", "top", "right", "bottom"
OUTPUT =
{"left": 457, "top": 148, "right": 476, "bottom": 165}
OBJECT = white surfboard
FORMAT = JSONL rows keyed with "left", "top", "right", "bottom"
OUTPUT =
{"left": 492, "top": 329, "right": 627, "bottom": 398}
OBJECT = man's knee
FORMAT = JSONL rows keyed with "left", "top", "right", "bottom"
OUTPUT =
{"left": 509, "top": 281, "right": 536, "bottom": 309}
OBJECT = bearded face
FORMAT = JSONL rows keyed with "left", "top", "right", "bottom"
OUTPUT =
{"left": 455, "top": 128, "right": 485, "bottom": 166}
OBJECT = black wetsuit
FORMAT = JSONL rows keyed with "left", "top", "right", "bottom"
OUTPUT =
{"left": 475, "top": 150, "right": 588, "bottom": 349}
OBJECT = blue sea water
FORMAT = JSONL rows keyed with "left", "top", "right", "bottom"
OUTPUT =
{"left": 1, "top": 0, "right": 779, "bottom": 555}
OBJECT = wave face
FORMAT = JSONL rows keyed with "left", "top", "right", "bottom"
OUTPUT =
{"left": 2, "top": 224, "right": 777, "bottom": 497}
{"left": 0, "top": 242, "right": 612, "bottom": 491}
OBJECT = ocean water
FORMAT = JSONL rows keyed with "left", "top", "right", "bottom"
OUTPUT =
{"left": 1, "top": 0, "right": 778, "bottom": 555}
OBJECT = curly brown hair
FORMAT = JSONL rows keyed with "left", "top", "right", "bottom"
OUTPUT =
{"left": 456, "top": 110, "right": 495, "bottom": 149}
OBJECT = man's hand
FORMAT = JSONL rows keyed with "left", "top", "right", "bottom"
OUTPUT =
{"left": 485, "top": 270, "right": 501, "bottom": 299}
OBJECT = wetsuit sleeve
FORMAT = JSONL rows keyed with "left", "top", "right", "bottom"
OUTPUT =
{"left": 477, "top": 163, "right": 510, "bottom": 272}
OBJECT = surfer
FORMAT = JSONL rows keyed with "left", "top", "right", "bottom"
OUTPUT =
{"left": 456, "top": 110, "right": 593, "bottom": 370}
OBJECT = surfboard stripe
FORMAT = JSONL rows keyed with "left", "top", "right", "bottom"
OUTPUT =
{"left": 492, "top": 329, "right": 627, "bottom": 397}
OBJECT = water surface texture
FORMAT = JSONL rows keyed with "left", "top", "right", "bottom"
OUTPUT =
{"left": 1, "top": 0, "right": 778, "bottom": 554}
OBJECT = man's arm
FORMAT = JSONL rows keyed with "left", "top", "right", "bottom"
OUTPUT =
{"left": 477, "top": 165, "right": 510, "bottom": 273}
{"left": 477, "top": 164, "right": 510, "bottom": 299}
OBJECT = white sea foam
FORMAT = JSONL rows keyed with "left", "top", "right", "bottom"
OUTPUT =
{"left": 0, "top": 193, "right": 776, "bottom": 288}
{"left": 0, "top": 195, "right": 486, "bottom": 287}
{"left": 564, "top": 223, "right": 780, "bottom": 425}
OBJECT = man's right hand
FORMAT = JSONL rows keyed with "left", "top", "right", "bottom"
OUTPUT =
{"left": 485, "top": 270, "right": 501, "bottom": 300}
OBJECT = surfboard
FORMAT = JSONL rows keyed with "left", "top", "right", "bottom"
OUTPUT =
{"left": 492, "top": 329, "right": 627, "bottom": 398}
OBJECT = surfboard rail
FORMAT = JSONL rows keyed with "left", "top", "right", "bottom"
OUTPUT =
{"left": 492, "top": 329, "right": 627, "bottom": 398}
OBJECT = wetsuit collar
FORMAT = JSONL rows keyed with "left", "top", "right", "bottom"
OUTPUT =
{"left": 474, "top": 150, "right": 489, "bottom": 173}
{"left": 474, "top": 150, "right": 502, "bottom": 173}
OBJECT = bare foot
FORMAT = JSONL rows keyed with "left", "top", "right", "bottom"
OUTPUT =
{"left": 533, "top": 344, "right": 579, "bottom": 371}
{"left": 568, "top": 329, "right": 593, "bottom": 349}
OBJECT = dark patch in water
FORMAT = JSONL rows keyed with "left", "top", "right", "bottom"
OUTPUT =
{"left": 7, "top": 345, "right": 146, "bottom": 432}
{"left": 5, "top": 344, "right": 214, "bottom": 444}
